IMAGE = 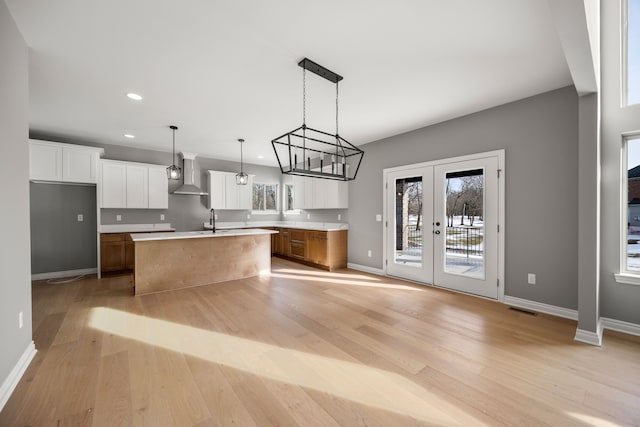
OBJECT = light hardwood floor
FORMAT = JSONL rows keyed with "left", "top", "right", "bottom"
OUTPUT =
{"left": 1, "top": 257, "right": 639, "bottom": 426}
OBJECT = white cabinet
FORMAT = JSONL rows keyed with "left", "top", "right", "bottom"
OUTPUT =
{"left": 148, "top": 166, "right": 169, "bottom": 209}
{"left": 29, "top": 140, "right": 103, "bottom": 183}
{"left": 292, "top": 174, "right": 348, "bottom": 209}
{"left": 101, "top": 161, "right": 127, "bottom": 208}
{"left": 208, "top": 171, "right": 253, "bottom": 210}
{"left": 101, "top": 160, "right": 168, "bottom": 209}
{"left": 125, "top": 164, "right": 149, "bottom": 208}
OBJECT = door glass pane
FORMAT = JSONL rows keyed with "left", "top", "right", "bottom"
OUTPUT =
{"left": 445, "top": 169, "right": 484, "bottom": 279}
{"left": 394, "top": 176, "right": 423, "bottom": 267}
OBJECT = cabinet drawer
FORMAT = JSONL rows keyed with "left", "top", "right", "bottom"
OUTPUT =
{"left": 101, "top": 233, "right": 125, "bottom": 242}
{"left": 290, "top": 229, "right": 306, "bottom": 242}
{"left": 290, "top": 241, "right": 306, "bottom": 259}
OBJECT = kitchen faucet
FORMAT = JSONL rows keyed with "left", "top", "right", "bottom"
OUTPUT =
{"left": 210, "top": 208, "right": 216, "bottom": 233}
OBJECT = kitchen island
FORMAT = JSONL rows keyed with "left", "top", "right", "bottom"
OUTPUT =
{"left": 131, "top": 228, "right": 277, "bottom": 295}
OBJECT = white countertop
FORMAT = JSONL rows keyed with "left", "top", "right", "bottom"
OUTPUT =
{"left": 99, "top": 223, "right": 175, "bottom": 233}
{"left": 203, "top": 221, "right": 348, "bottom": 232}
{"left": 131, "top": 228, "right": 278, "bottom": 242}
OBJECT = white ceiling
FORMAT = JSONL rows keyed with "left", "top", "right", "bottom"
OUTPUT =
{"left": 7, "top": 0, "right": 572, "bottom": 167}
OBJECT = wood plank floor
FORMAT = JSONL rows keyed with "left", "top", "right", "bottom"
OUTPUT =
{"left": 1, "top": 257, "right": 639, "bottom": 426}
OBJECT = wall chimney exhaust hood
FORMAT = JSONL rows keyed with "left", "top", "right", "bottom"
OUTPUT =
{"left": 173, "top": 152, "right": 208, "bottom": 195}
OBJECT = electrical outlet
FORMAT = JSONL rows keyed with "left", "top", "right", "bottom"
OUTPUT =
{"left": 376, "top": 214, "right": 382, "bottom": 222}
{"left": 77, "top": 214, "right": 83, "bottom": 222}
{"left": 116, "top": 215, "right": 122, "bottom": 222}
{"left": 338, "top": 214, "right": 341, "bottom": 221}
{"left": 160, "top": 214, "right": 165, "bottom": 221}
{"left": 247, "top": 214, "right": 251, "bottom": 220}
{"left": 215, "top": 214, "right": 218, "bottom": 220}
{"left": 307, "top": 213, "right": 311, "bottom": 220}
{"left": 528, "top": 273, "right": 536, "bottom": 285}
{"left": 367, "top": 250, "right": 372, "bottom": 257}
{"left": 19, "top": 311, "right": 23, "bottom": 329}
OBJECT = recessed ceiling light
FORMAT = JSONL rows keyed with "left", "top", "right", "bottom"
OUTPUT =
{"left": 123, "top": 134, "right": 135, "bottom": 139}
{"left": 257, "top": 155, "right": 264, "bottom": 159}
{"left": 126, "top": 93, "right": 143, "bottom": 101}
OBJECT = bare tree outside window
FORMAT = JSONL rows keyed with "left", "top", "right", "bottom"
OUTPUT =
{"left": 253, "top": 183, "right": 278, "bottom": 211}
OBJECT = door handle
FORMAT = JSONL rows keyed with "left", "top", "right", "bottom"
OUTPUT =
{"left": 434, "top": 230, "right": 441, "bottom": 235}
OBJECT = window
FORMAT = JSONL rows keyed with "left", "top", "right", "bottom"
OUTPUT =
{"left": 625, "top": 136, "right": 640, "bottom": 274}
{"left": 285, "top": 184, "right": 294, "bottom": 211}
{"left": 625, "top": 0, "right": 640, "bottom": 105}
{"left": 252, "top": 183, "right": 278, "bottom": 212}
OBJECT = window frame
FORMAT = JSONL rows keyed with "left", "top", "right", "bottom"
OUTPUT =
{"left": 252, "top": 182, "right": 279, "bottom": 214}
{"left": 623, "top": 0, "right": 640, "bottom": 106}
{"left": 283, "top": 183, "right": 300, "bottom": 215}
{"left": 616, "top": 133, "right": 640, "bottom": 285}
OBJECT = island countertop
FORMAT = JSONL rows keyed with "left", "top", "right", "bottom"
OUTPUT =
{"left": 131, "top": 228, "right": 277, "bottom": 242}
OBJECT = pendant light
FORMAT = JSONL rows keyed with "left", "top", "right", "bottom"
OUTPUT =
{"left": 271, "top": 57, "right": 364, "bottom": 181}
{"left": 166, "top": 125, "right": 181, "bottom": 180}
{"left": 236, "top": 138, "right": 248, "bottom": 185}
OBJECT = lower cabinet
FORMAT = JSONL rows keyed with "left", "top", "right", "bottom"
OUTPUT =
{"left": 100, "top": 231, "right": 172, "bottom": 274}
{"left": 100, "top": 234, "right": 126, "bottom": 273}
{"left": 271, "top": 228, "right": 347, "bottom": 271}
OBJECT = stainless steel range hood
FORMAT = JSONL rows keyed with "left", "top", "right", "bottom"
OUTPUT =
{"left": 173, "top": 152, "right": 208, "bottom": 195}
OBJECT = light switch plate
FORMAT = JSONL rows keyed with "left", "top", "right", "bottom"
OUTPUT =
{"left": 376, "top": 214, "right": 382, "bottom": 222}
{"left": 160, "top": 214, "right": 165, "bottom": 221}
{"left": 116, "top": 215, "right": 122, "bottom": 222}
{"left": 77, "top": 214, "right": 83, "bottom": 222}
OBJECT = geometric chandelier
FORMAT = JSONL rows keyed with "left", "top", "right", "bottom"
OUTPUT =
{"left": 272, "top": 58, "right": 364, "bottom": 181}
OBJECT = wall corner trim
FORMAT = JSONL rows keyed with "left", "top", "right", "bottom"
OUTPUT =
{"left": 503, "top": 295, "right": 578, "bottom": 320}
{"left": 575, "top": 322, "right": 603, "bottom": 346}
{"left": 347, "top": 263, "right": 385, "bottom": 276}
{"left": 0, "top": 341, "right": 36, "bottom": 412}
{"left": 600, "top": 317, "right": 640, "bottom": 337}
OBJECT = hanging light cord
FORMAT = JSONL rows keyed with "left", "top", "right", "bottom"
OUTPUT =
{"left": 172, "top": 127, "right": 176, "bottom": 165}
{"left": 335, "top": 80, "right": 339, "bottom": 137}
{"left": 240, "top": 139, "right": 244, "bottom": 173}
{"left": 302, "top": 66, "right": 306, "bottom": 127}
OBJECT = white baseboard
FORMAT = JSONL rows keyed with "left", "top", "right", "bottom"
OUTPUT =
{"left": 503, "top": 295, "right": 578, "bottom": 320}
{"left": 575, "top": 322, "right": 603, "bottom": 346}
{"left": 31, "top": 268, "right": 97, "bottom": 281}
{"left": 0, "top": 341, "right": 36, "bottom": 412}
{"left": 347, "top": 263, "right": 385, "bottom": 276}
{"left": 601, "top": 317, "right": 640, "bottom": 337}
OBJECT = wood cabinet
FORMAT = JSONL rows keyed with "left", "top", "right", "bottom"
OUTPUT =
{"left": 100, "top": 160, "right": 168, "bottom": 209}
{"left": 100, "top": 233, "right": 127, "bottom": 273}
{"left": 306, "top": 231, "right": 328, "bottom": 266}
{"left": 271, "top": 228, "right": 347, "bottom": 270}
{"left": 100, "top": 231, "right": 173, "bottom": 274}
{"left": 29, "top": 139, "right": 103, "bottom": 183}
{"left": 208, "top": 171, "right": 253, "bottom": 210}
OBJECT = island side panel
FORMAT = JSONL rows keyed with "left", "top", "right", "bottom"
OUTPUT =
{"left": 134, "top": 234, "right": 271, "bottom": 295}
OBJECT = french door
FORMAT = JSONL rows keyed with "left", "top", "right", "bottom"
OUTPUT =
{"left": 385, "top": 153, "right": 501, "bottom": 299}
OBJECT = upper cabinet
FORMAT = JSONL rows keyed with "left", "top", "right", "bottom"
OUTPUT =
{"left": 101, "top": 160, "right": 168, "bottom": 209}
{"left": 208, "top": 171, "right": 253, "bottom": 210}
{"left": 292, "top": 175, "right": 348, "bottom": 209}
{"left": 29, "top": 139, "right": 103, "bottom": 183}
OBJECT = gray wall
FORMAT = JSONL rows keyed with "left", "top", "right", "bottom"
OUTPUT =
{"left": 348, "top": 86, "right": 579, "bottom": 309}
{"left": 30, "top": 183, "right": 97, "bottom": 273}
{"left": 0, "top": 0, "right": 33, "bottom": 393}
{"left": 600, "top": 0, "right": 640, "bottom": 324}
